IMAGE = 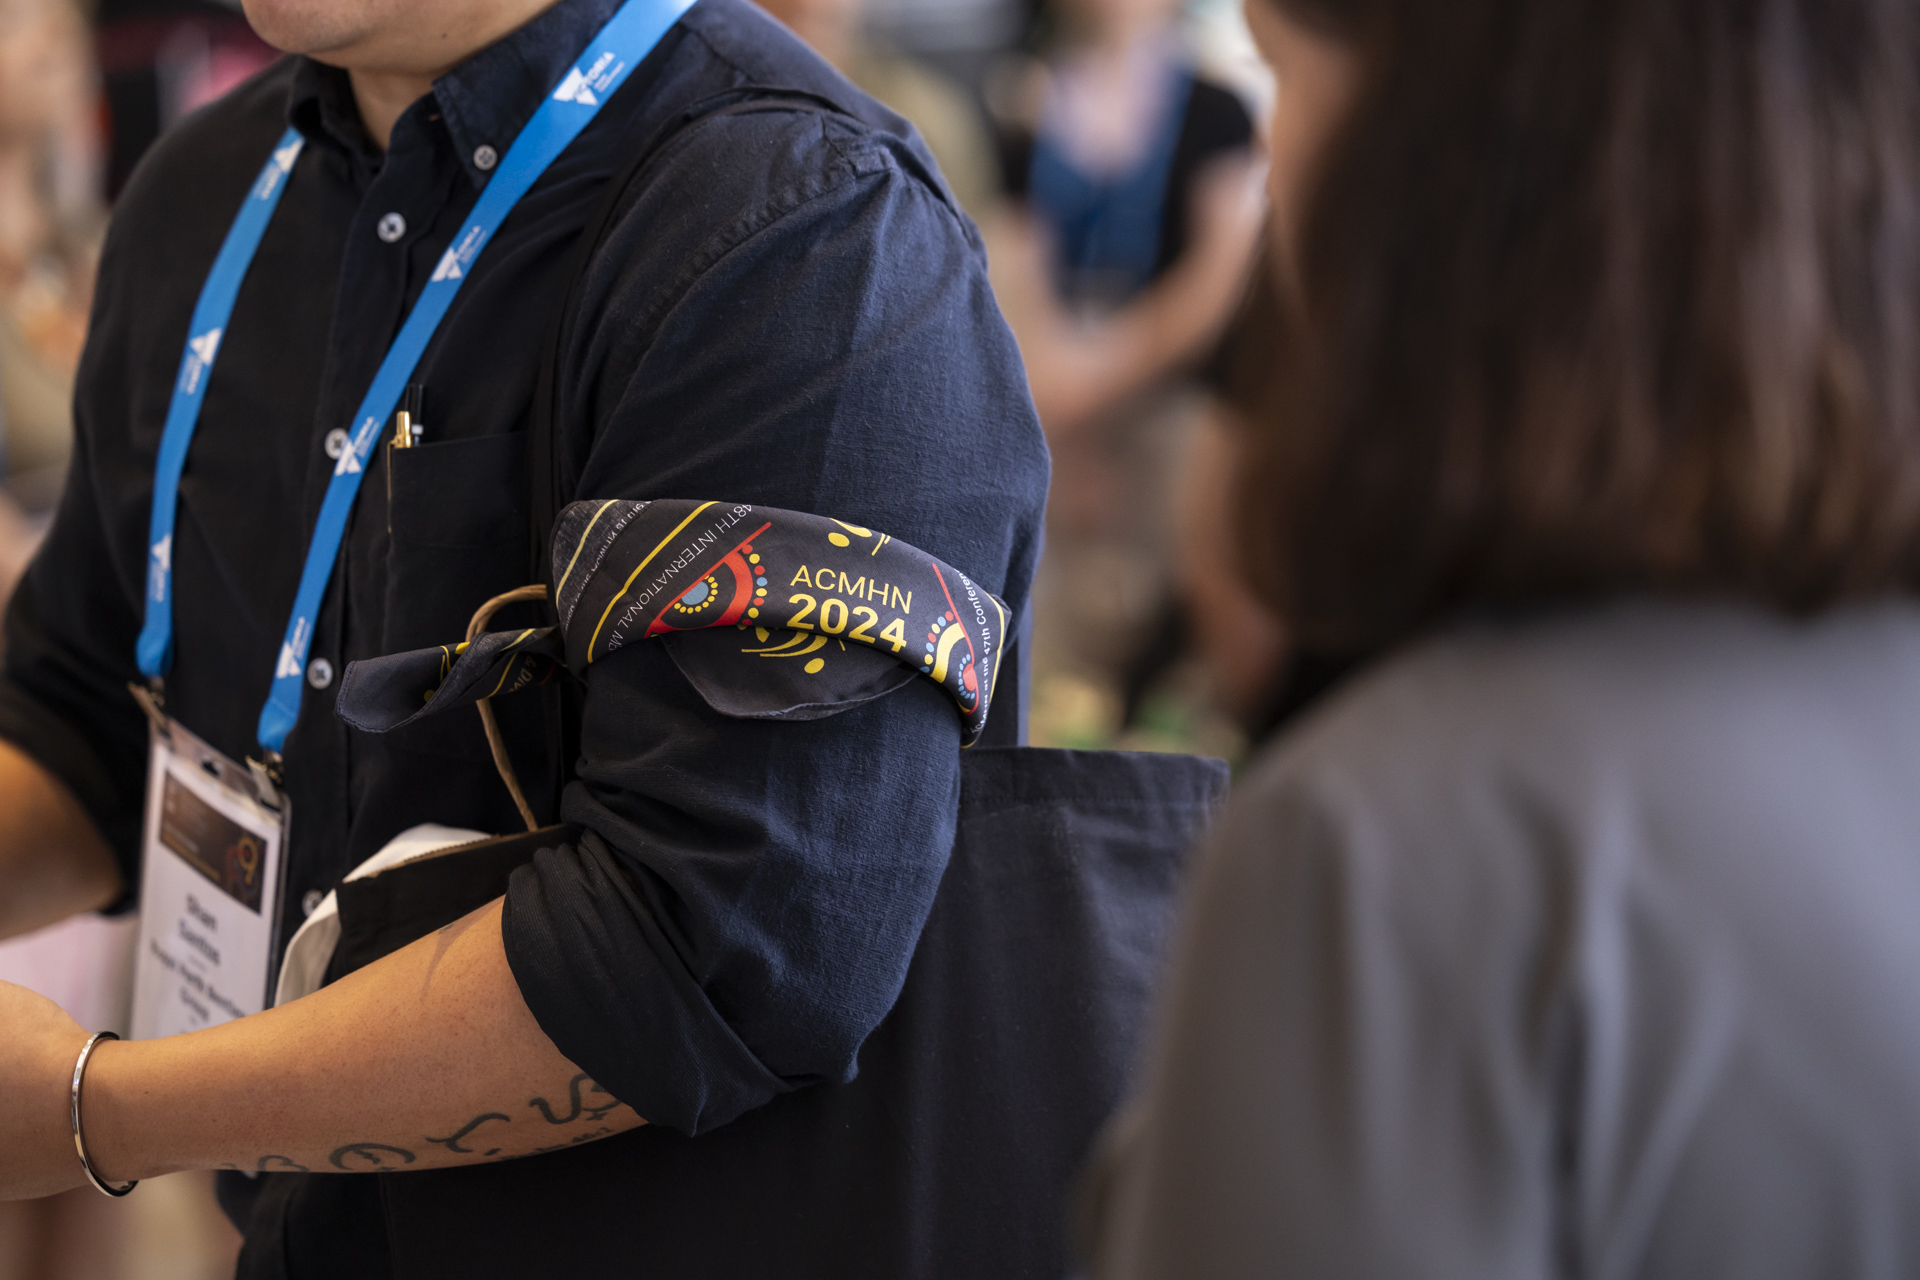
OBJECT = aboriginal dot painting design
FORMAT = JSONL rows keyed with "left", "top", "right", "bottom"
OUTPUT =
{"left": 541, "top": 499, "right": 1008, "bottom": 742}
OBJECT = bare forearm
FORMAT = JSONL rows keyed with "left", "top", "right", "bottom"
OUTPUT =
{"left": 83, "top": 900, "right": 644, "bottom": 1181}
{"left": 1015, "top": 237, "right": 1258, "bottom": 433}
{"left": 1016, "top": 155, "right": 1267, "bottom": 434}
{"left": 0, "top": 737, "right": 121, "bottom": 942}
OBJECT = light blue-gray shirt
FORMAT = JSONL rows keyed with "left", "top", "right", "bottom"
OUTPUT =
{"left": 1087, "top": 600, "right": 1920, "bottom": 1279}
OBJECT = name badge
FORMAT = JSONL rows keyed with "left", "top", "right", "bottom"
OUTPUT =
{"left": 130, "top": 717, "right": 288, "bottom": 1041}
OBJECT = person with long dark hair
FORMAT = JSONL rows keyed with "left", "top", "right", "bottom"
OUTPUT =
{"left": 1084, "top": 0, "right": 1920, "bottom": 1274}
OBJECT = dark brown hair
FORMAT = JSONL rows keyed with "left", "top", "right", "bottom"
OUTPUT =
{"left": 1242, "top": 0, "right": 1920, "bottom": 654}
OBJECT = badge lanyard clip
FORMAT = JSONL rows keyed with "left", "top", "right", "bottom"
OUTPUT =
{"left": 247, "top": 751, "right": 286, "bottom": 813}
{"left": 129, "top": 677, "right": 170, "bottom": 741}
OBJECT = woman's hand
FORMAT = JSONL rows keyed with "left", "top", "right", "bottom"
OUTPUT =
{"left": 984, "top": 154, "right": 1269, "bottom": 437}
{"left": 0, "top": 980, "right": 91, "bottom": 1200}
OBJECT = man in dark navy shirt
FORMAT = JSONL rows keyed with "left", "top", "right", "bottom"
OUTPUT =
{"left": 0, "top": 0, "right": 1047, "bottom": 1231}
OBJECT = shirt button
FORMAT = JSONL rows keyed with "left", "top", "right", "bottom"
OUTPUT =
{"left": 473, "top": 144, "right": 499, "bottom": 171}
{"left": 323, "top": 427, "right": 350, "bottom": 459}
{"left": 376, "top": 211, "right": 407, "bottom": 243}
{"left": 300, "top": 888, "right": 326, "bottom": 918}
{"left": 306, "top": 657, "right": 334, "bottom": 690}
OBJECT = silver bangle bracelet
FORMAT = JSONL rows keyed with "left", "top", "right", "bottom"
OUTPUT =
{"left": 70, "top": 1031, "right": 138, "bottom": 1198}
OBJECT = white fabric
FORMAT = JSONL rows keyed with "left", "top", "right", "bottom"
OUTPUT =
{"left": 273, "top": 823, "right": 489, "bottom": 1007}
{"left": 0, "top": 912, "right": 138, "bottom": 1034}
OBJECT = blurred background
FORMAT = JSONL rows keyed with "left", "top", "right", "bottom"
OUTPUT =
{"left": 0, "top": 0, "right": 1272, "bottom": 1274}
{"left": 751, "top": 0, "right": 1278, "bottom": 758}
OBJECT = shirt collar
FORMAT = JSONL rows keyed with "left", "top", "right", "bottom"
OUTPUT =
{"left": 287, "top": 58, "right": 379, "bottom": 172}
{"left": 287, "top": 0, "right": 629, "bottom": 188}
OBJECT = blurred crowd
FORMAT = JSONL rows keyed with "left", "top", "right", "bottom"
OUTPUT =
{"left": 761, "top": 0, "right": 1281, "bottom": 759}
{"left": 0, "top": 3, "right": 279, "bottom": 1271}
{"left": 0, "top": 0, "right": 1269, "bottom": 1275}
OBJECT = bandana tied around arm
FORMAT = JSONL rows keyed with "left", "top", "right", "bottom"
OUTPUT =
{"left": 335, "top": 500, "right": 1010, "bottom": 745}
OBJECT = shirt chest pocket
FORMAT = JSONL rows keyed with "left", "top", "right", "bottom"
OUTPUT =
{"left": 381, "top": 432, "right": 532, "bottom": 656}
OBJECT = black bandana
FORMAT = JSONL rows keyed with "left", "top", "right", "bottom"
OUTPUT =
{"left": 336, "top": 500, "right": 1010, "bottom": 745}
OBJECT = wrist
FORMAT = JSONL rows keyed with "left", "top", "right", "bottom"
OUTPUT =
{"left": 44, "top": 1029, "right": 96, "bottom": 1192}
{"left": 78, "top": 1035, "right": 177, "bottom": 1184}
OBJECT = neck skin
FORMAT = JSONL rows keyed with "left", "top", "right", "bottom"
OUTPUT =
{"left": 348, "top": 0, "right": 561, "bottom": 149}
{"left": 247, "top": 0, "right": 563, "bottom": 150}
{"left": 351, "top": 69, "right": 441, "bottom": 150}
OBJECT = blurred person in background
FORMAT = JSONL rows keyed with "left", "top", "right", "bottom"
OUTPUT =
{"left": 1085, "top": 0, "right": 1920, "bottom": 1275}
{"left": 753, "top": 0, "right": 1001, "bottom": 216}
{"left": 0, "top": 6, "right": 240, "bottom": 1277}
{"left": 1163, "top": 263, "right": 1286, "bottom": 741}
{"left": 0, "top": 2, "right": 129, "bottom": 1275}
{"left": 92, "top": 0, "right": 277, "bottom": 198}
{"left": 988, "top": 0, "right": 1263, "bottom": 750}
{"left": 0, "top": 0, "right": 98, "bottom": 561}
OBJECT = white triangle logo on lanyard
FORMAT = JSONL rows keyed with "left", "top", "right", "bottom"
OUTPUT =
{"left": 189, "top": 328, "right": 223, "bottom": 367}
{"left": 147, "top": 534, "right": 172, "bottom": 603}
{"left": 553, "top": 67, "right": 599, "bottom": 106}
{"left": 179, "top": 328, "right": 223, "bottom": 395}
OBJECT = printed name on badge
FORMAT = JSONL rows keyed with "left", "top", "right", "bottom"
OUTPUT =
{"left": 130, "top": 720, "right": 287, "bottom": 1041}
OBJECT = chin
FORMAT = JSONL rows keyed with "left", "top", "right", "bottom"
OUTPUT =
{"left": 238, "top": 0, "right": 382, "bottom": 56}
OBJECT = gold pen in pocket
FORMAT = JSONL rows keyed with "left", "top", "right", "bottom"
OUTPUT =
{"left": 387, "top": 383, "right": 426, "bottom": 536}
{"left": 392, "top": 383, "right": 426, "bottom": 448}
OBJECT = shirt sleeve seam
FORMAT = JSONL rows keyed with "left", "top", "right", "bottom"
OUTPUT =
{"left": 587, "top": 115, "right": 957, "bottom": 343}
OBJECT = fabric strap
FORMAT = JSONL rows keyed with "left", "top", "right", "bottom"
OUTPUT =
{"left": 336, "top": 499, "right": 1010, "bottom": 746}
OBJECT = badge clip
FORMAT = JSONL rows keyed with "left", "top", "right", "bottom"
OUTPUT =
{"left": 247, "top": 750, "right": 286, "bottom": 813}
{"left": 128, "top": 678, "right": 171, "bottom": 742}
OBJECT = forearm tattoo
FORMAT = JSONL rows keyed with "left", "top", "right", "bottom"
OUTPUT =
{"left": 529, "top": 1074, "right": 622, "bottom": 1126}
{"left": 251, "top": 1074, "right": 629, "bottom": 1174}
{"left": 329, "top": 1143, "right": 419, "bottom": 1171}
{"left": 425, "top": 1112, "right": 512, "bottom": 1155}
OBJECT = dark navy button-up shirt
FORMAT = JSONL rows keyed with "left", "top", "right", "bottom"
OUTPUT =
{"left": 0, "top": 0, "right": 1048, "bottom": 1134}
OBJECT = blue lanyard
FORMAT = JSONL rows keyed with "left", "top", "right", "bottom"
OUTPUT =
{"left": 134, "top": 0, "right": 695, "bottom": 757}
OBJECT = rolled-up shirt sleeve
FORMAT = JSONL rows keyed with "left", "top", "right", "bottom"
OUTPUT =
{"left": 506, "top": 653, "right": 964, "bottom": 1133}
{"left": 499, "top": 104, "right": 1048, "bottom": 1133}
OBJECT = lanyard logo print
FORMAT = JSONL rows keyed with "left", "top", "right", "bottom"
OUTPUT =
{"left": 262, "top": 139, "right": 301, "bottom": 193}
{"left": 178, "top": 329, "right": 222, "bottom": 394}
{"left": 137, "top": 130, "right": 304, "bottom": 654}
{"left": 429, "top": 224, "right": 486, "bottom": 282}
{"left": 553, "top": 49, "right": 627, "bottom": 106}
{"left": 134, "top": 0, "right": 697, "bottom": 756}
